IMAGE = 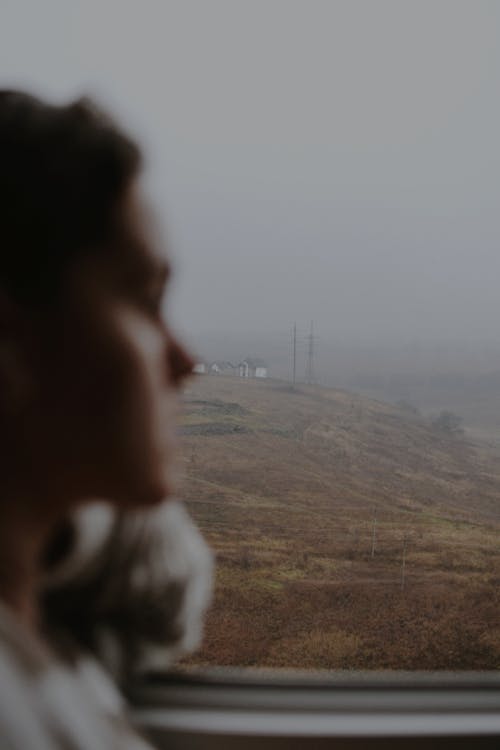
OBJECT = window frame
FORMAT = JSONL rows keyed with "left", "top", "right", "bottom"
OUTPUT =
{"left": 129, "top": 669, "right": 500, "bottom": 749}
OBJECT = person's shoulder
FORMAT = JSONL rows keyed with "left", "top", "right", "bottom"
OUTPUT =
{"left": 0, "top": 601, "right": 51, "bottom": 677}
{"left": 0, "top": 602, "right": 153, "bottom": 750}
{"left": 0, "top": 602, "right": 56, "bottom": 750}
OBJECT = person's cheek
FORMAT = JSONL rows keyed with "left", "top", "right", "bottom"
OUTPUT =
{"left": 108, "top": 306, "right": 181, "bottom": 499}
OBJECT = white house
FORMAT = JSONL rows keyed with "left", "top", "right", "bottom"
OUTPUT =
{"left": 238, "top": 358, "right": 268, "bottom": 378}
{"left": 193, "top": 363, "right": 208, "bottom": 374}
{"left": 210, "top": 361, "right": 238, "bottom": 375}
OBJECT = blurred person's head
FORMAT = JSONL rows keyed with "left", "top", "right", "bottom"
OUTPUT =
{"left": 0, "top": 90, "right": 193, "bottom": 522}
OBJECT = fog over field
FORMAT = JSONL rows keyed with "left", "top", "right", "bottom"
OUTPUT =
{"left": 2, "top": 1, "right": 500, "bottom": 428}
{"left": 3, "top": 1, "right": 500, "bottom": 672}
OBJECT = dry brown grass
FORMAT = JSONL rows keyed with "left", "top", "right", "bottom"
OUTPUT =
{"left": 180, "top": 375, "right": 500, "bottom": 670}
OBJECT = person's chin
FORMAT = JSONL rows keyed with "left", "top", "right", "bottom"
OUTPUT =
{"left": 115, "top": 474, "right": 175, "bottom": 510}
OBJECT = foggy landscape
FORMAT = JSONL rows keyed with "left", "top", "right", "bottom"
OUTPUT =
{"left": 2, "top": 0, "right": 500, "bottom": 670}
{"left": 3, "top": 2, "right": 500, "bottom": 367}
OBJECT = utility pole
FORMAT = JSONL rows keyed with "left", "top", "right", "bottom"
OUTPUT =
{"left": 292, "top": 322, "right": 297, "bottom": 389}
{"left": 371, "top": 509, "right": 377, "bottom": 559}
{"left": 400, "top": 533, "right": 408, "bottom": 591}
{"left": 305, "top": 320, "right": 317, "bottom": 385}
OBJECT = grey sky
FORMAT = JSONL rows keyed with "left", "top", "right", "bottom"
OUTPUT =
{"left": 1, "top": 0, "right": 499, "bottom": 348}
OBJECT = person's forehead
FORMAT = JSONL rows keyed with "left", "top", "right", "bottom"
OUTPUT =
{"left": 117, "top": 183, "right": 172, "bottom": 280}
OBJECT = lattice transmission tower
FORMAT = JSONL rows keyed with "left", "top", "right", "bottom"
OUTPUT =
{"left": 305, "top": 320, "right": 317, "bottom": 385}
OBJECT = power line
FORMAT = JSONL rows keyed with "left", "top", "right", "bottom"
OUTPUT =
{"left": 305, "top": 320, "right": 317, "bottom": 384}
{"left": 371, "top": 508, "right": 378, "bottom": 559}
{"left": 401, "top": 533, "right": 408, "bottom": 591}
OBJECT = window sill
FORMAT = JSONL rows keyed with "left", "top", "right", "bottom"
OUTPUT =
{"left": 129, "top": 669, "right": 500, "bottom": 749}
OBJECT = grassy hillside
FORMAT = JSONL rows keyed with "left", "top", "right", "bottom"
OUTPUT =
{"left": 179, "top": 375, "right": 500, "bottom": 670}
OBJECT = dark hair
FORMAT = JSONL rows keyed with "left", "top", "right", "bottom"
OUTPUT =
{"left": 0, "top": 91, "right": 142, "bottom": 305}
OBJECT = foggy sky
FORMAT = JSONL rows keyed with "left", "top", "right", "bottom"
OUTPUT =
{"left": 1, "top": 0, "right": 500, "bottom": 350}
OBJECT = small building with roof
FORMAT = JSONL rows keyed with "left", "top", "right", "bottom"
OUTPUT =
{"left": 238, "top": 358, "right": 268, "bottom": 378}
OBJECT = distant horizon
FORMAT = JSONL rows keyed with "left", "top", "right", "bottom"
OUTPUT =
{"left": 3, "top": 1, "right": 499, "bottom": 368}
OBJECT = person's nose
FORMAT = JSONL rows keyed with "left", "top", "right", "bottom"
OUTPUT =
{"left": 166, "top": 330, "right": 195, "bottom": 386}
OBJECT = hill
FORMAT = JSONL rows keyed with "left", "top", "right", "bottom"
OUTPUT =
{"left": 179, "top": 375, "right": 500, "bottom": 671}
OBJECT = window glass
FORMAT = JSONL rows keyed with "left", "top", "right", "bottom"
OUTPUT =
{"left": 2, "top": 0, "right": 499, "bottom": 671}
